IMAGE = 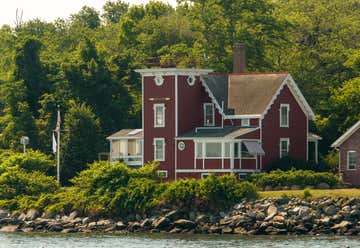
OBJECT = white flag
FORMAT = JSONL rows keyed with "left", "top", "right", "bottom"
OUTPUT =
{"left": 52, "top": 132, "right": 57, "bottom": 154}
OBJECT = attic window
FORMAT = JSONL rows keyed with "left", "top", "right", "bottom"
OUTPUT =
{"left": 241, "top": 118, "right": 250, "bottom": 127}
{"left": 204, "top": 103, "right": 215, "bottom": 126}
{"left": 280, "top": 104, "right": 289, "bottom": 128}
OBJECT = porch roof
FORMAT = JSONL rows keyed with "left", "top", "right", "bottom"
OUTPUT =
{"left": 107, "top": 129, "right": 143, "bottom": 140}
{"left": 177, "top": 126, "right": 259, "bottom": 139}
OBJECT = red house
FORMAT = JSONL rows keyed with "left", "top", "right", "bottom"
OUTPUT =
{"left": 107, "top": 45, "right": 319, "bottom": 180}
{"left": 331, "top": 120, "right": 360, "bottom": 186}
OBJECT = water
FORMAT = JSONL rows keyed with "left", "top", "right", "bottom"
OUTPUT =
{"left": 0, "top": 233, "right": 359, "bottom": 248}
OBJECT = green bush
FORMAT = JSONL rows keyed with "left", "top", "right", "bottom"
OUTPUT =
{"left": 267, "top": 156, "right": 331, "bottom": 172}
{"left": 303, "top": 188, "right": 312, "bottom": 200}
{"left": 0, "top": 169, "right": 59, "bottom": 199}
{"left": 161, "top": 174, "right": 258, "bottom": 209}
{"left": 0, "top": 150, "right": 55, "bottom": 175}
{"left": 248, "top": 169, "right": 341, "bottom": 188}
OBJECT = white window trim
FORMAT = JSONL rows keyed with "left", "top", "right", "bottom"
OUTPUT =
{"left": 280, "top": 104, "right": 290, "bottom": 128}
{"left": 347, "top": 150, "right": 357, "bottom": 171}
{"left": 153, "top": 138, "right": 165, "bottom": 161}
{"left": 238, "top": 173, "right": 247, "bottom": 181}
{"left": 241, "top": 118, "right": 250, "bottom": 127}
{"left": 201, "top": 173, "right": 210, "bottom": 179}
{"left": 157, "top": 170, "right": 168, "bottom": 178}
{"left": 203, "top": 103, "right": 215, "bottom": 127}
{"left": 280, "top": 138, "right": 290, "bottom": 158}
{"left": 153, "top": 103, "right": 165, "bottom": 128}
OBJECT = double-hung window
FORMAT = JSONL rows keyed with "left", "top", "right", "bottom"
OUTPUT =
{"left": 280, "top": 104, "right": 289, "bottom": 127}
{"left": 347, "top": 151, "right": 357, "bottom": 170}
{"left": 280, "top": 138, "right": 290, "bottom": 158}
{"left": 154, "top": 103, "right": 165, "bottom": 127}
{"left": 204, "top": 103, "right": 215, "bottom": 126}
{"left": 154, "top": 138, "right": 165, "bottom": 161}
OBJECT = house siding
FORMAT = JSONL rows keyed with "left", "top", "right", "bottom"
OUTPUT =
{"left": 261, "top": 84, "right": 307, "bottom": 169}
{"left": 143, "top": 75, "right": 176, "bottom": 179}
{"left": 339, "top": 128, "right": 360, "bottom": 185}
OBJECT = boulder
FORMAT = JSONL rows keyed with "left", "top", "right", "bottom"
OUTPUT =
{"left": 82, "top": 217, "right": 91, "bottom": 224}
{"left": 273, "top": 215, "right": 285, "bottom": 223}
{"left": 323, "top": 205, "right": 339, "bottom": 216}
{"left": 331, "top": 220, "right": 351, "bottom": 230}
{"left": 265, "top": 205, "right": 278, "bottom": 220}
{"left": 41, "top": 211, "right": 56, "bottom": 219}
{"left": 221, "top": 226, "right": 233, "bottom": 234}
{"left": 140, "top": 218, "right": 152, "bottom": 228}
{"left": 0, "top": 209, "right": 9, "bottom": 219}
{"left": 152, "top": 217, "right": 170, "bottom": 230}
{"left": 264, "top": 226, "right": 286, "bottom": 234}
{"left": 317, "top": 183, "right": 330, "bottom": 189}
{"left": 116, "top": 221, "right": 127, "bottom": 230}
{"left": 209, "top": 225, "right": 222, "bottom": 234}
{"left": 173, "top": 219, "right": 196, "bottom": 229}
{"left": 165, "top": 210, "right": 181, "bottom": 221}
{"left": 0, "top": 225, "right": 19, "bottom": 232}
{"left": 298, "top": 206, "right": 311, "bottom": 217}
{"left": 68, "top": 211, "right": 80, "bottom": 220}
{"left": 48, "top": 224, "right": 63, "bottom": 232}
{"left": 25, "top": 209, "right": 39, "bottom": 221}
{"left": 169, "top": 227, "right": 182, "bottom": 234}
{"left": 62, "top": 228, "right": 78, "bottom": 233}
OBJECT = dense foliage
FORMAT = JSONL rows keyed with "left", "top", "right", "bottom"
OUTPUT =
{"left": 266, "top": 156, "right": 332, "bottom": 172}
{"left": 0, "top": 0, "right": 358, "bottom": 181}
{"left": 248, "top": 169, "right": 342, "bottom": 189}
{"left": 0, "top": 160, "right": 258, "bottom": 215}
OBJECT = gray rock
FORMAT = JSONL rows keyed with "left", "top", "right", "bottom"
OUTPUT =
{"left": 265, "top": 226, "right": 286, "bottom": 234}
{"left": 169, "top": 227, "right": 182, "bottom": 234}
{"left": 331, "top": 220, "right": 351, "bottom": 230}
{"left": 48, "top": 224, "right": 63, "bottom": 232}
{"left": 116, "top": 221, "right": 127, "bottom": 230}
{"left": 41, "top": 211, "right": 56, "bottom": 219}
{"left": 62, "top": 228, "right": 78, "bottom": 233}
{"left": 323, "top": 205, "right": 339, "bottom": 216}
{"left": 82, "top": 217, "right": 91, "bottom": 224}
{"left": 265, "top": 204, "right": 278, "bottom": 220}
{"left": 152, "top": 217, "right": 170, "bottom": 229}
{"left": 317, "top": 183, "right": 330, "bottom": 189}
{"left": 0, "top": 225, "right": 19, "bottom": 232}
{"left": 221, "top": 226, "right": 233, "bottom": 234}
{"left": 140, "top": 218, "right": 152, "bottom": 228}
{"left": 298, "top": 206, "right": 311, "bottom": 217}
{"left": 68, "top": 211, "right": 79, "bottom": 220}
{"left": 25, "top": 209, "right": 39, "bottom": 221}
{"left": 0, "top": 209, "right": 9, "bottom": 219}
{"left": 219, "top": 211, "right": 227, "bottom": 218}
{"left": 164, "top": 210, "right": 180, "bottom": 221}
{"left": 173, "top": 219, "right": 196, "bottom": 229}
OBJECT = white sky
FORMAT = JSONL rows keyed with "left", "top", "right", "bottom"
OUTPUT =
{"left": 0, "top": 0, "right": 178, "bottom": 27}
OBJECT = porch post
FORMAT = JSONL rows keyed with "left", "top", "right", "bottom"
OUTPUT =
{"left": 230, "top": 142, "right": 234, "bottom": 174}
{"left": 239, "top": 140, "right": 242, "bottom": 169}
{"left": 315, "top": 140, "right": 318, "bottom": 164}
{"left": 109, "top": 140, "right": 113, "bottom": 162}
{"left": 125, "top": 139, "right": 128, "bottom": 164}
{"left": 221, "top": 142, "right": 225, "bottom": 169}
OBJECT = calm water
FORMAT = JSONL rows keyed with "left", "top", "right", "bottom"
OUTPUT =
{"left": 0, "top": 233, "right": 359, "bottom": 248}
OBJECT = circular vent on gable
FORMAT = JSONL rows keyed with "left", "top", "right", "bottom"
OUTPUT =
{"left": 154, "top": 75, "right": 164, "bottom": 86}
{"left": 187, "top": 75, "right": 196, "bottom": 86}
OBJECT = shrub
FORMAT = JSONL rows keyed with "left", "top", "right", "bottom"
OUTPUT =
{"left": 0, "top": 150, "right": 55, "bottom": 175}
{"left": 248, "top": 169, "right": 341, "bottom": 188}
{"left": 303, "top": 188, "right": 312, "bottom": 200}
{"left": 161, "top": 178, "right": 199, "bottom": 208}
{"left": 0, "top": 169, "right": 59, "bottom": 199}
{"left": 267, "top": 156, "right": 331, "bottom": 172}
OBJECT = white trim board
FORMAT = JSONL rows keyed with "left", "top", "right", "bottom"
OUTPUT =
{"left": 331, "top": 120, "right": 360, "bottom": 148}
{"left": 135, "top": 68, "right": 213, "bottom": 77}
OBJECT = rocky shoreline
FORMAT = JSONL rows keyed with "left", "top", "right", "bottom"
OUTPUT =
{"left": 1, "top": 197, "right": 360, "bottom": 235}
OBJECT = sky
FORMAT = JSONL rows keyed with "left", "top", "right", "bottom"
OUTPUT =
{"left": 0, "top": 0, "right": 177, "bottom": 27}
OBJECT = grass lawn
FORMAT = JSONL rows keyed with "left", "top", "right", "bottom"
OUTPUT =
{"left": 259, "top": 188, "right": 360, "bottom": 198}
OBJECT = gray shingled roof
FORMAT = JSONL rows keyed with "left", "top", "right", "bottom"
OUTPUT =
{"left": 178, "top": 126, "right": 258, "bottom": 139}
{"left": 201, "top": 73, "right": 289, "bottom": 116}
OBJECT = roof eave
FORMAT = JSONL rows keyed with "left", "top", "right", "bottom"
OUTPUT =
{"left": 331, "top": 120, "right": 360, "bottom": 148}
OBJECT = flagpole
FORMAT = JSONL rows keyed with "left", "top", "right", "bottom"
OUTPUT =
{"left": 56, "top": 106, "right": 60, "bottom": 184}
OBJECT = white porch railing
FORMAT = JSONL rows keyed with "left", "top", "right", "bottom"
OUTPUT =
{"left": 111, "top": 155, "right": 142, "bottom": 166}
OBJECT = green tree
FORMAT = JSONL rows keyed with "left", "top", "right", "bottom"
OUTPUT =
{"left": 60, "top": 102, "right": 102, "bottom": 184}
{"left": 71, "top": 6, "right": 101, "bottom": 29}
{"left": 102, "top": 0, "right": 129, "bottom": 24}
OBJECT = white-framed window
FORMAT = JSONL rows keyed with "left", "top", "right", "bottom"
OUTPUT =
{"left": 280, "top": 104, "right": 289, "bottom": 127}
{"left": 241, "top": 118, "right": 250, "bottom": 127}
{"left": 224, "top": 142, "right": 231, "bottom": 158}
{"left": 196, "top": 142, "right": 203, "bottom": 158}
{"left": 280, "top": 138, "right": 290, "bottom": 158}
{"left": 201, "top": 173, "right": 210, "bottom": 179}
{"left": 154, "top": 138, "right": 165, "bottom": 161}
{"left": 238, "top": 173, "right": 247, "bottom": 181}
{"left": 157, "top": 170, "right": 168, "bottom": 179}
{"left": 234, "top": 142, "right": 240, "bottom": 158}
{"left": 153, "top": 103, "right": 165, "bottom": 127}
{"left": 204, "top": 103, "right": 215, "bottom": 126}
{"left": 347, "top": 151, "right": 357, "bottom": 170}
{"left": 205, "top": 142, "right": 222, "bottom": 158}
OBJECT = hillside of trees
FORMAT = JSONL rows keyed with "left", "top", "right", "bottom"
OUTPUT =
{"left": 0, "top": 0, "right": 359, "bottom": 182}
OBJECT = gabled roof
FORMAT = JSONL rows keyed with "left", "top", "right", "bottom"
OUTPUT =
{"left": 177, "top": 126, "right": 259, "bottom": 139}
{"left": 107, "top": 129, "right": 143, "bottom": 139}
{"left": 331, "top": 120, "right": 360, "bottom": 147}
{"left": 201, "top": 72, "right": 315, "bottom": 120}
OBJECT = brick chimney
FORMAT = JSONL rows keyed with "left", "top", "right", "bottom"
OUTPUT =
{"left": 233, "top": 43, "right": 246, "bottom": 73}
